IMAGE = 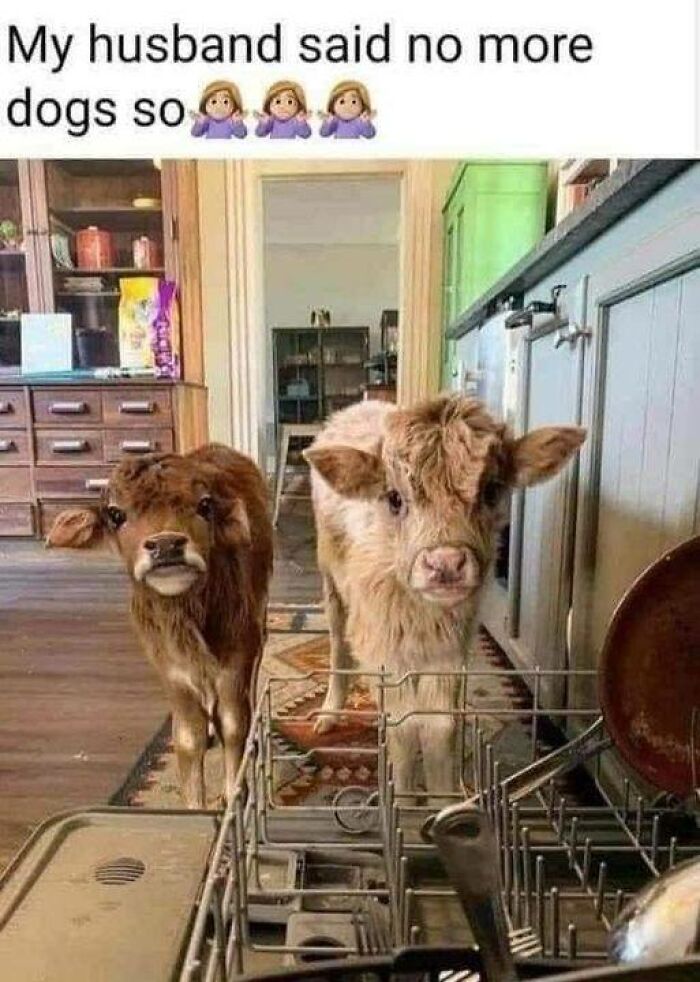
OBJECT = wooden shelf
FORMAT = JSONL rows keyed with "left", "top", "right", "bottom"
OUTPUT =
{"left": 55, "top": 266, "right": 165, "bottom": 276}
{"left": 56, "top": 291, "right": 120, "bottom": 299}
{"left": 50, "top": 206, "right": 163, "bottom": 232}
{"left": 274, "top": 326, "right": 369, "bottom": 429}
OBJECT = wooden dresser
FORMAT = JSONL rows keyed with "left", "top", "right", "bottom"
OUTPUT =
{"left": 0, "top": 379, "right": 206, "bottom": 537}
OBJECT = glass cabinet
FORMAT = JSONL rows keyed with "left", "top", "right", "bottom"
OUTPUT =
{"left": 44, "top": 159, "right": 166, "bottom": 370}
{"left": 0, "top": 163, "right": 29, "bottom": 374}
{"left": 0, "top": 158, "right": 202, "bottom": 381}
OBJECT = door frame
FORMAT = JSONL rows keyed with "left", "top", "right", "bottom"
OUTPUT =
{"left": 197, "top": 160, "right": 451, "bottom": 467}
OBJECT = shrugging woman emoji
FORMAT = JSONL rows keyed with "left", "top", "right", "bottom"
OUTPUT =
{"left": 319, "top": 81, "right": 376, "bottom": 139}
{"left": 255, "top": 81, "right": 312, "bottom": 139}
{"left": 190, "top": 80, "right": 247, "bottom": 139}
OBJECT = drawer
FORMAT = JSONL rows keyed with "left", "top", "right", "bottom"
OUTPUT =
{"left": 34, "top": 466, "right": 112, "bottom": 498}
{"left": 0, "top": 388, "right": 27, "bottom": 429}
{"left": 33, "top": 388, "right": 102, "bottom": 425}
{"left": 0, "top": 429, "right": 31, "bottom": 465}
{"left": 36, "top": 429, "right": 104, "bottom": 465}
{"left": 0, "top": 467, "right": 31, "bottom": 500}
{"left": 102, "top": 388, "right": 173, "bottom": 427}
{"left": 0, "top": 502, "right": 34, "bottom": 536}
{"left": 104, "top": 427, "right": 174, "bottom": 462}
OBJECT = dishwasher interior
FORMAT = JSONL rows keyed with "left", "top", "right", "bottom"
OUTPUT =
{"left": 179, "top": 661, "right": 700, "bottom": 981}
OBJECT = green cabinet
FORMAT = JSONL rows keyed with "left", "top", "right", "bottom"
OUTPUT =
{"left": 442, "top": 162, "right": 548, "bottom": 385}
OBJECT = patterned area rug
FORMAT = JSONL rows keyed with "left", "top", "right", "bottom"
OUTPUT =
{"left": 115, "top": 605, "right": 541, "bottom": 810}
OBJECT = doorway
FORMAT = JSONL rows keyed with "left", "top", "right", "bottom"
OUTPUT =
{"left": 261, "top": 175, "right": 401, "bottom": 477}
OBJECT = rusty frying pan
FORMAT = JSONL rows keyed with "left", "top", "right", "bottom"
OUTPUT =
{"left": 598, "top": 533, "right": 700, "bottom": 799}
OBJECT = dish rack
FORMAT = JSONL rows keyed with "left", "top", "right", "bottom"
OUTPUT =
{"left": 179, "top": 665, "right": 700, "bottom": 981}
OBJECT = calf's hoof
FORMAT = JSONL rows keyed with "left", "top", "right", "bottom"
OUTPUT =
{"left": 313, "top": 713, "right": 339, "bottom": 735}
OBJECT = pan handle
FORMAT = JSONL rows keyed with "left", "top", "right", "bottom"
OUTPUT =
{"left": 422, "top": 717, "right": 610, "bottom": 840}
{"left": 501, "top": 715, "right": 610, "bottom": 802}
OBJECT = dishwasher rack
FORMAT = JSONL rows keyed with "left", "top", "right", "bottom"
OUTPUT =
{"left": 179, "top": 665, "right": 700, "bottom": 981}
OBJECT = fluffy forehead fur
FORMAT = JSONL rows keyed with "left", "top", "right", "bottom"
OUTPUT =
{"left": 108, "top": 445, "right": 264, "bottom": 515}
{"left": 383, "top": 397, "right": 509, "bottom": 505}
{"left": 109, "top": 454, "right": 209, "bottom": 510}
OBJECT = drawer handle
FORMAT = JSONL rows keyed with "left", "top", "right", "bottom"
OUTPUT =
{"left": 0, "top": 401, "right": 14, "bottom": 415}
{"left": 51, "top": 439, "right": 89, "bottom": 454}
{"left": 120, "top": 439, "right": 155, "bottom": 453}
{"left": 85, "top": 477, "right": 109, "bottom": 491}
{"left": 49, "top": 401, "right": 88, "bottom": 415}
{"left": 0, "top": 439, "right": 16, "bottom": 453}
{"left": 119, "top": 400, "right": 154, "bottom": 415}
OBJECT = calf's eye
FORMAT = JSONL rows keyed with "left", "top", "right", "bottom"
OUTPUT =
{"left": 106, "top": 505, "right": 126, "bottom": 530}
{"left": 386, "top": 490, "right": 403, "bottom": 516}
{"left": 197, "top": 495, "right": 214, "bottom": 520}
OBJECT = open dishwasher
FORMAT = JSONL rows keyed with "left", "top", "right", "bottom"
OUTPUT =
{"left": 1, "top": 537, "right": 699, "bottom": 981}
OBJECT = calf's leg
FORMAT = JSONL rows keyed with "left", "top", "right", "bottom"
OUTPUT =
{"left": 384, "top": 680, "right": 420, "bottom": 800}
{"left": 216, "top": 668, "right": 252, "bottom": 803}
{"left": 314, "top": 573, "right": 352, "bottom": 734}
{"left": 171, "top": 689, "right": 208, "bottom": 808}
{"left": 416, "top": 674, "right": 462, "bottom": 805}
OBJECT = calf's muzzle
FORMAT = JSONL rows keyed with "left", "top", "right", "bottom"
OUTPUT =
{"left": 412, "top": 545, "right": 481, "bottom": 604}
{"left": 143, "top": 532, "right": 188, "bottom": 567}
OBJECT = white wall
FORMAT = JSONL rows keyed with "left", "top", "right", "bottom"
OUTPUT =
{"left": 264, "top": 242, "right": 399, "bottom": 348}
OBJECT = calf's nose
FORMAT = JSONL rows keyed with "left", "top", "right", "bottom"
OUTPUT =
{"left": 422, "top": 546, "right": 477, "bottom": 584}
{"left": 143, "top": 532, "right": 188, "bottom": 563}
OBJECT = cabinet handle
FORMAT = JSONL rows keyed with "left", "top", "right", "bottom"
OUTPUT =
{"left": 554, "top": 323, "right": 593, "bottom": 349}
{"left": 51, "top": 439, "right": 89, "bottom": 454}
{"left": 0, "top": 439, "right": 16, "bottom": 453}
{"left": 119, "top": 400, "right": 154, "bottom": 415}
{"left": 49, "top": 401, "right": 88, "bottom": 415}
{"left": 120, "top": 439, "right": 154, "bottom": 453}
{"left": 0, "top": 401, "right": 14, "bottom": 415}
{"left": 85, "top": 477, "right": 109, "bottom": 491}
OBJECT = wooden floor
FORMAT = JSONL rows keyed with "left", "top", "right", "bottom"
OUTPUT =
{"left": 0, "top": 502, "right": 320, "bottom": 869}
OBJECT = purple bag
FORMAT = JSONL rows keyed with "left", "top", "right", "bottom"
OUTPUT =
{"left": 150, "top": 280, "right": 181, "bottom": 379}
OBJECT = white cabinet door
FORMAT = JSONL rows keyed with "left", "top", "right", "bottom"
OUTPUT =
{"left": 569, "top": 198, "right": 700, "bottom": 725}
{"left": 587, "top": 267, "right": 700, "bottom": 665}
{"left": 509, "top": 299, "right": 586, "bottom": 707}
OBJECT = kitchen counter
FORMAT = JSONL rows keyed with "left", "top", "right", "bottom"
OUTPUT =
{"left": 447, "top": 159, "right": 692, "bottom": 339}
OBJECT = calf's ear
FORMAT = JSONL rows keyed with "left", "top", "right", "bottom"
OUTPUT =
{"left": 509, "top": 426, "right": 586, "bottom": 488}
{"left": 46, "top": 508, "right": 104, "bottom": 549}
{"left": 304, "top": 445, "right": 385, "bottom": 499}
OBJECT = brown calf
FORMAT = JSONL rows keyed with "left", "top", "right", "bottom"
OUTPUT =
{"left": 47, "top": 444, "right": 273, "bottom": 808}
